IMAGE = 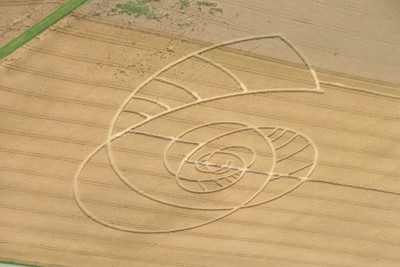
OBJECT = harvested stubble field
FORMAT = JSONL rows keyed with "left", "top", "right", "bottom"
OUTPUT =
{"left": 1, "top": 1, "right": 400, "bottom": 267}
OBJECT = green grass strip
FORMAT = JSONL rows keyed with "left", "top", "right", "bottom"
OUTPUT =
{"left": 0, "top": 260, "right": 42, "bottom": 267}
{"left": 0, "top": 0, "right": 87, "bottom": 59}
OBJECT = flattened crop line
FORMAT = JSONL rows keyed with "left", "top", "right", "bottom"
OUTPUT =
{"left": 0, "top": 0, "right": 87, "bottom": 59}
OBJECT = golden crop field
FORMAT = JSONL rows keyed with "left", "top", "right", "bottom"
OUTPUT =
{"left": 1, "top": 1, "right": 400, "bottom": 266}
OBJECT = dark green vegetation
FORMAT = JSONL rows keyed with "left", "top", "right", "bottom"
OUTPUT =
{"left": 179, "top": 0, "right": 190, "bottom": 9}
{"left": 115, "top": 0, "right": 166, "bottom": 20}
{"left": 0, "top": 0, "right": 87, "bottom": 59}
{"left": 197, "top": 0, "right": 218, "bottom": 7}
{"left": 197, "top": 1, "right": 222, "bottom": 13}
{"left": 114, "top": 0, "right": 222, "bottom": 21}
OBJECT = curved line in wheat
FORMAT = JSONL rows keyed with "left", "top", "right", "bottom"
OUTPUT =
{"left": 238, "top": 126, "right": 318, "bottom": 208}
{"left": 191, "top": 151, "right": 245, "bottom": 175}
{"left": 173, "top": 124, "right": 272, "bottom": 194}
{"left": 194, "top": 54, "right": 248, "bottom": 92}
{"left": 163, "top": 122, "right": 254, "bottom": 180}
{"left": 130, "top": 96, "right": 171, "bottom": 110}
{"left": 154, "top": 77, "right": 201, "bottom": 100}
{"left": 112, "top": 34, "right": 321, "bottom": 136}
{"left": 177, "top": 146, "right": 255, "bottom": 180}
{"left": 73, "top": 34, "right": 323, "bottom": 233}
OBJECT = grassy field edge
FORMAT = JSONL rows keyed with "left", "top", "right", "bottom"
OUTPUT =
{"left": 0, "top": 260, "right": 42, "bottom": 267}
{"left": 0, "top": 0, "right": 87, "bottom": 59}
